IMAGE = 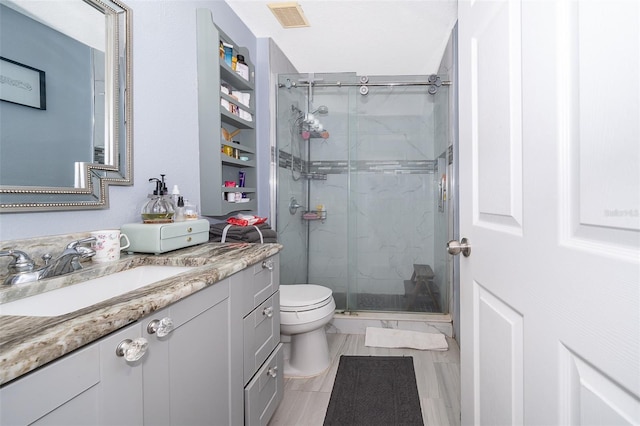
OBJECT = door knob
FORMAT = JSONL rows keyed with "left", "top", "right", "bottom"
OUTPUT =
{"left": 447, "top": 238, "right": 471, "bottom": 257}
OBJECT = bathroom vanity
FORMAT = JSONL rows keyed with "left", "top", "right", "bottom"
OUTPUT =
{"left": 0, "top": 242, "right": 283, "bottom": 426}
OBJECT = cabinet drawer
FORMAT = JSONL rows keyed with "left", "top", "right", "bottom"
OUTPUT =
{"left": 242, "top": 255, "right": 279, "bottom": 315}
{"left": 122, "top": 220, "right": 209, "bottom": 254}
{"left": 243, "top": 291, "right": 280, "bottom": 385}
{"left": 244, "top": 343, "right": 283, "bottom": 426}
{"left": 159, "top": 232, "right": 208, "bottom": 253}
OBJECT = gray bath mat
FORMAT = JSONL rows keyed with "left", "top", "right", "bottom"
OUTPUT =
{"left": 323, "top": 356, "right": 423, "bottom": 425}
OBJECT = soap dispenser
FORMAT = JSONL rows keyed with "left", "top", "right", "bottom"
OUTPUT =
{"left": 141, "top": 175, "right": 175, "bottom": 223}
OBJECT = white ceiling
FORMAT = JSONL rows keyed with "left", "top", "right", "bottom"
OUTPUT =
{"left": 225, "top": 0, "right": 458, "bottom": 76}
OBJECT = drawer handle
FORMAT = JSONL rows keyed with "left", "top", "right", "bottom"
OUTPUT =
{"left": 187, "top": 227, "right": 193, "bottom": 233}
{"left": 116, "top": 337, "right": 149, "bottom": 362}
{"left": 147, "top": 317, "right": 174, "bottom": 337}
{"left": 187, "top": 236, "right": 192, "bottom": 242}
{"left": 262, "top": 306, "right": 274, "bottom": 318}
{"left": 267, "top": 366, "right": 278, "bottom": 378}
{"left": 262, "top": 260, "right": 274, "bottom": 271}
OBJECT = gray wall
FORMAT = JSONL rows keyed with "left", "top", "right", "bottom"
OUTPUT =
{"left": 0, "top": 1, "right": 264, "bottom": 241}
{"left": 0, "top": 4, "right": 93, "bottom": 187}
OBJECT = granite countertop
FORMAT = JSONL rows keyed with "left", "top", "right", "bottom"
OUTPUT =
{"left": 0, "top": 242, "right": 282, "bottom": 386}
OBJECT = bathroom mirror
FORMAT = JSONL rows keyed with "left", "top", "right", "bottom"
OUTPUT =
{"left": 0, "top": 0, "right": 132, "bottom": 212}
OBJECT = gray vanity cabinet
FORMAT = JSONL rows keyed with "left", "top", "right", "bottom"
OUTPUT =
{"left": 229, "top": 255, "right": 284, "bottom": 426}
{"left": 0, "top": 280, "right": 231, "bottom": 426}
{"left": 141, "top": 277, "right": 231, "bottom": 426}
{"left": 0, "top": 322, "right": 144, "bottom": 425}
{"left": 0, "top": 255, "right": 283, "bottom": 426}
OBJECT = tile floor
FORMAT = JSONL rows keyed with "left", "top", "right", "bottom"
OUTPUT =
{"left": 268, "top": 333, "right": 461, "bottom": 426}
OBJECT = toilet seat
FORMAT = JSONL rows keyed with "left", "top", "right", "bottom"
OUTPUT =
{"left": 280, "top": 284, "right": 333, "bottom": 312}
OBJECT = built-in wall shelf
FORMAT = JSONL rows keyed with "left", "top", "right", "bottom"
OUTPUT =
{"left": 221, "top": 109, "right": 254, "bottom": 129}
{"left": 196, "top": 9, "right": 257, "bottom": 216}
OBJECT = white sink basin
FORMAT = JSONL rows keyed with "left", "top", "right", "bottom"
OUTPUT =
{"left": 0, "top": 265, "right": 194, "bottom": 317}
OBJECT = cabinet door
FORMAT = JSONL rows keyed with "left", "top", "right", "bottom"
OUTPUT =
{"left": 97, "top": 322, "right": 145, "bottom": 425}
{"left": 0, "top": 322, "right": 144, "bottom": 426}
{"left": 143, "top": 280, "right": 231, "bottom": 426}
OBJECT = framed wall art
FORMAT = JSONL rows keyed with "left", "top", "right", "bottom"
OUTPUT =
{"left": 0, "top": 56, "right": 46, "bottom": 110}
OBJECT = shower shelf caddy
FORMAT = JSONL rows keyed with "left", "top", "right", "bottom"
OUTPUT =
{"left": 302, "top": 210, "right": 327, "bottom": 222}
{"left": 301, "top": 172, "right": 327, "bottom": 180}
{"left": 196, "top": 9, "right": 257, "bottom": 216}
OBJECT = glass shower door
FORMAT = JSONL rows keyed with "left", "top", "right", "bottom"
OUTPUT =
{"left": 275, "top": 74, "right": 309, "bottom": 286}
{"left": 347, "top": 78, "right": 450, "bottom": 313}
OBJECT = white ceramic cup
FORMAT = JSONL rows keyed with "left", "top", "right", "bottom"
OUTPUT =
{"left": 90, "top": 230, "right": 131, "bottom": 263}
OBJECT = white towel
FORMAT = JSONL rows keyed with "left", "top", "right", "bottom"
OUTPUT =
{"left": 364, "top": 327, "right": 449, "bottom": 351}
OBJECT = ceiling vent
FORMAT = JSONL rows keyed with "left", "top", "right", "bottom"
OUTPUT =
{"left": 267, "top": 2, "right": 310, "bottom": 28}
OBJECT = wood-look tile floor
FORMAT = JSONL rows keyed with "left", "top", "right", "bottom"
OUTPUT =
{"left": 268, "top": 333, "right": 461, "bottom": 426}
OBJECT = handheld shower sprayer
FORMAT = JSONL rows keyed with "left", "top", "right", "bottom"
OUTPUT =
{"left": 296, "top": 104, "right": 330, "bottom": 140}
{"left": 311, "top": 105, "right": 329, "bottom": 115}
{"left": 303, "top": 105, "right": 328, "bottom": 132}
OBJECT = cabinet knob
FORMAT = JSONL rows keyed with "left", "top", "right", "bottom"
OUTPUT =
{"left": 262, "top": 306, "right": 274, "bottom": 318}
{"left": 267, "top": 366, "right": 278, "bottom": 378}
{"left": 262, "top": 259, "right": 274, "bottom": 271}
{"left": 147, "top": 317, "right": 174, "bottom": 337}
{"left": 115, "top": 337, "right": 149, "bottom": 362}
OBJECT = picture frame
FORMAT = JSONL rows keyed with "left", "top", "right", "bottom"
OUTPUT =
{"left": 0, "top": 56, "right": 46, "bottom": 110}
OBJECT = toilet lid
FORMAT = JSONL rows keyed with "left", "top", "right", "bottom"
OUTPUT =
{"left": 280, "top": 284, "right": 333, "bottom": 310}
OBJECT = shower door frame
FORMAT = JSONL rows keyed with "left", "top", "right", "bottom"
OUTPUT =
{"left": 275, "top": 73, "right": 456, "bottom": 315}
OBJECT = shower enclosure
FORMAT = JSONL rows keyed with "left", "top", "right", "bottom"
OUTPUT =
{"left": 276, "top": 73, "right": 453, "bottom": 315}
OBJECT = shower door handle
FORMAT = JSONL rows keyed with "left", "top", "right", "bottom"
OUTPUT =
{"left": 447, "top": 238, "right": 471, "bottom": 257}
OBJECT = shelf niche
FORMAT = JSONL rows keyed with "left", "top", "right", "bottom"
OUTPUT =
{"left": 196, "top": 8, "right": 257, "bottom": 216}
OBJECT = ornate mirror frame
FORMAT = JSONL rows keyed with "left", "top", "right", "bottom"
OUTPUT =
{"left": 0, "top": 0, "right": 133, "bottom": 212}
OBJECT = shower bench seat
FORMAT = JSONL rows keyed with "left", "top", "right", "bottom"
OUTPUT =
{"left": 404, "top": 264, "right": 438, "bottom": 311}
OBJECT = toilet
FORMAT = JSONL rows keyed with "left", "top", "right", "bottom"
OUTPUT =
{"left": 279, "top": 284, "right": 336, "bottom": 377}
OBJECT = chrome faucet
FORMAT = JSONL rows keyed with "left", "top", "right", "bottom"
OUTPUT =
{"left": 1, "top": 237, "right": 97, "bottom": 285}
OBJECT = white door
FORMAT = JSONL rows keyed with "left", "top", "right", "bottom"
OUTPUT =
{"left": 457, "top": 1, "right": 640, "bottom": 424}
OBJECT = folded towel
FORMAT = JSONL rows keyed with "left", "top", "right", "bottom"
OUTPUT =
{"left": 212, "top": 228, "right": 277, "bottom": 239}
{"left": 209, "top": 222, "right": 272, "bottom": 235}
{"left": 364, "top": 327, "right": 449, "bottom": 351}
{"left": 227, "top": 214, "right": 267, "bottom": 226}
{"left": 209, "top": 222, "right": 277, "bottom": 243}
{"left": 211, "top": 236, "right": 278, "bottom": 244}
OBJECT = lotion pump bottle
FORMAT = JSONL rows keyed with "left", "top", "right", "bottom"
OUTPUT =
{"left": 174, "top": 196, "right": 186, "bottom": 222}
{"left": 171, "top": 184, "right": 181, "bottom": 206}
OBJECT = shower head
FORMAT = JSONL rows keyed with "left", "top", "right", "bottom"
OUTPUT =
{"left": 311, "top": 105, "right": 329, "bottom": 115}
